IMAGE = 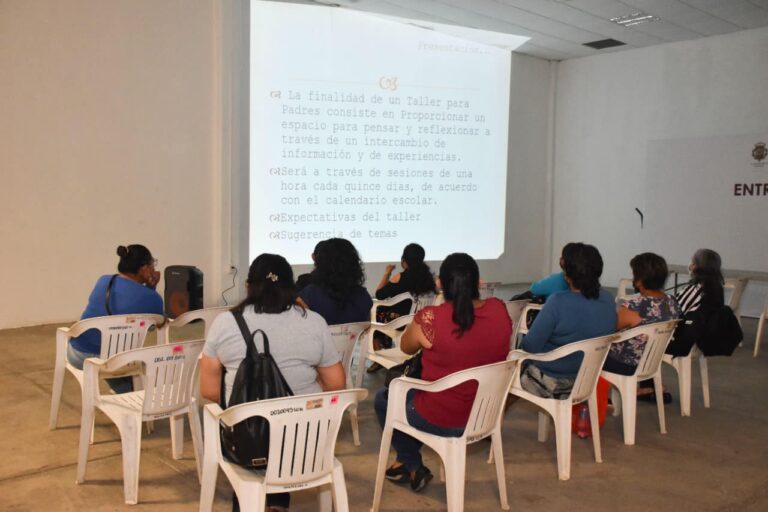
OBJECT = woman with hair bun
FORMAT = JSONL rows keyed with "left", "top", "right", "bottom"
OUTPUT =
{"left": 199, "top": 253, "right": 346, "bottom": 512}
{"left": 519, "top": 243, "right": 616, "bottom": 398}
{"left": 67, "top": 244, "right": 165, "bottom": 393}
{"left": 374, "top": 253, "right": 511, "bottom": 493}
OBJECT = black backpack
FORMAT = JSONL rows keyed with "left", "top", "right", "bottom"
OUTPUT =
{"left": 219, "top": 311, "right": 294, "bottom": 470}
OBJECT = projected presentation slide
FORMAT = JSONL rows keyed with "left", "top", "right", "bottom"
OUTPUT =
{"left": 250, "top": 1, "right": 512, "bottom": 264}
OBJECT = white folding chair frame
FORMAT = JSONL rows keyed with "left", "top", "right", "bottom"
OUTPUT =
{"left": 371, "top": 360, "right": 518, "bottom": 512}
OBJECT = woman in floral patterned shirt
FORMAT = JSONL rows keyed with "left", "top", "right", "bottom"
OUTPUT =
{"left": 603, "top": 252, "right": 680, "bottom": 376}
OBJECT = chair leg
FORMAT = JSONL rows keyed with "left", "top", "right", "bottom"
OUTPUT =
{"left": 188, "top": 409, "right": 203, "bottom": 482}
{"left": 349, "top": 405, "right": 361, "bottom": 447}
{"left": 318, "top": 485, "right": 333, "bottom": 512}
{"left": 754, "top": 313, "right": 765, "bottom": 357}
{"left": 49, "top": 362, "right": 66, "bottom": 430}
{"left": 199, "top": 450, "right": 219, "bottom": 512}
{"left": 699, "top": 355, "right": 710, "bottom": 408}
{"left": 587, "top": 395, "right": 602, "bottom": 463}
{"left": 610, "top": 387, "right": 621, "bottom": 417}
{"left": 118, "top": 416, "right": 143, "bottom": 505}
{"left": 170, "top": 414, "right": 184, "bottom": 460}
{"left": 537, "top": 411, "right": 549, "bottom": 443}
{"left": 491, "top": 430, "right": 510, "bottom": 510}
{"left": 75, "top": 403, "right": 95, "bottom": 484}
{"left": 674, "top": 357, "right": 692, "bottom": 417}
{"left": 355, "top": 337, "right": 369, "bottom": 389}
{"left": 552, "top": 404, "right": 572, "bottom": 481}
{"left": 618, "top": 378, "right": 637, "bottom": 446}
{"left": 371, "top": 425, "right": 393, "bottom": 512}
{"left": 330, "top": 462, "right": 350, "bottom": 512}
{"left": 443, "top": 443, "right": 467, "bottom": 512}
{"left": 653, "top": 373, "right": 667, "bottom": 435}
{"left": 235, "top": 484, "right": 266, "bottom": 512}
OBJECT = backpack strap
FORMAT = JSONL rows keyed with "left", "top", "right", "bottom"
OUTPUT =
{"left": 104, "top": 274, "right": 118, "bottom": 315}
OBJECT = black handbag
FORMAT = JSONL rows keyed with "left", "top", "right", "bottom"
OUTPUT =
{"left": 219, "top": 311, "right": 294, "bottom": 470}
{"left": 384, "top": 352, "right": 423, "bottom": 388}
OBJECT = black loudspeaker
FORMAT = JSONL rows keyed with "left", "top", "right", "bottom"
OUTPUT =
{"left": 164, "top": 266, "right": 204, "bottom": 318}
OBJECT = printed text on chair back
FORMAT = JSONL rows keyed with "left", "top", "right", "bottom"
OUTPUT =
{"left": 140, "top": 341, "right": 204, "bottom": 418}
{"left": 462, "top": 360, "right": 518, "bottom": 443}
{"left": 220, "top": 390, "right": 367, "bottom": 486}
{"left": 632, "top": 320, "right": 678, "bottom": 380}
{"left": 330, "top": 322, "right": 370, "bottom": 381}
{"left": 98, "top": 315, "right": 161, "bottom": 360}
{"left": 569, "top": 335, "right": 617, "bottom": 403}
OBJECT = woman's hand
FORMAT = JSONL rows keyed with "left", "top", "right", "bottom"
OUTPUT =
{"left": 385, "top": 264, "right": 396, "bottom": 274}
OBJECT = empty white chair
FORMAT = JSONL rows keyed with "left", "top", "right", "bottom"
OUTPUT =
{"left": 354, "top": 314, "right": 414, "bottom": 388}
{"left": 508, "top": 333, "right": 617, "bottom": 480}
{"left": 616, "top": 278, "right": 634, "bottom": 302}
{"left": 329, "top": 321, "right": 370, "bottom": 445}
{"left": 511, "top": 303, "right": 542, "bottom": 349}
{"left": 199, "top": 389, "right": 367, "bottom": 512}
{"left": 754, "top": 299, "right": 768, "bottom": 357}
{"left": 49, "top": 314, "right": 165, "bottom": 430}
{"left": 663, "top": 346, "right": 710, "bottom": 416}
{"left": 371, "top": 360, "right": 518, "bottom": 512}
{"left": 76, "top": 340, "right": 205, "bottom": 504}
{"left": 159, "top": 305, "right": 230, "bottom": 344}
{"left": 724, "top": 278, "right": 747, "bottom": 326}
{"left": 601, "top": 320, "right": 678, "bottom": 445}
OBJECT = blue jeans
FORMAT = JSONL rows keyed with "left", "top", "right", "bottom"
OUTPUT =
{"left": 374, "top": 388, "right": 464, "bottom": 472}
{"left": 67, "top": 343, "right": 133, "bottom": 394}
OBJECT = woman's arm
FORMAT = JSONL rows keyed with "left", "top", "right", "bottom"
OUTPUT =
{"left": 199, "top": 355, "right": 223, "bottom": 403}
{"left": 617, "top": 305, "right": 642, "bottom": 330}
{"left": 376, "top": 264, "right": 397, "bottom": 291}
{"left": 401, "top": 320, "right": 432, "bottom": 354}
{"left": 317, "top": 362, "right": 346, "bottom": 391}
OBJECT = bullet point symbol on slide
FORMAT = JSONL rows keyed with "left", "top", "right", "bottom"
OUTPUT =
{"left": 270, "top": 90, "right": 282, "bottom": 98}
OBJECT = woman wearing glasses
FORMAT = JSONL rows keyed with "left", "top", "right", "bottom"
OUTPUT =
{"left": 67, "top": 244, "right": 165, "bottom": 393}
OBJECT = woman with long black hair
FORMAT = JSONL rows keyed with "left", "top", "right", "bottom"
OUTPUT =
{"left": 373, "top": 253, "right": 511, "bottom": 493}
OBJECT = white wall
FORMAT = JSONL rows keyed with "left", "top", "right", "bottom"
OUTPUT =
{"left": 0, "top": 0, "right": 220, "bottom": 328}
{"left": 552, "top": 26, "right": 768, "bottom": 314}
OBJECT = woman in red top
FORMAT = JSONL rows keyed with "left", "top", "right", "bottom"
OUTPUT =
{"left": 374, "top": 253, "right": 512, "bottom": 492}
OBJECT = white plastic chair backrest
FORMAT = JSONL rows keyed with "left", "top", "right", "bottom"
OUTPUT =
{"left": 514, "top": 303, "right": 543, "bottom": 341}
{"left": 479, "top": 281, "right": 501, "bottom": 299}
{"left": 168, "top": 306, "right": 230, "bottom": 340}
{"left": 370, "top": 292, "right": 416, "bottom": 322}
{"left": 413, "top": 293, "right": 437, "bottom": 311}
{"left": 505, "top": 300, "right": 528, "bottom": 331}
{"left": 101, "top": 340, "right": 204, "bottom": 417}
{"left": 329, "top": 322, "right": 370, "bottom": 381}
{"left": 568, "top": 334, "right": 617, "bottom": 403}
{"left": 66, "top": 314, "right": 164, "bottom": 360}
{"left": 724, "top": 278, "right": 747, "bottom": 312}
{"left": 616, "top": 278, "right": 633, "bottom": 301}
{"left": 454, "top": 360, "right": 518, "bottom": 443}
{"left": 219, "top": 389, "right": 367, "bottom": 485}
{"left": 615, "top": 320, "right": 678, "bottom": 380}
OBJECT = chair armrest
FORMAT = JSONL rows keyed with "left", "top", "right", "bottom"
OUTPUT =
{"left": 82, "top": 357, "right": 108, "bottom": 406}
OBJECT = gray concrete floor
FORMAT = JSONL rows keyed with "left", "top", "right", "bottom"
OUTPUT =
{"left": 1, "top": 304, "right": 767, "bottom": 511}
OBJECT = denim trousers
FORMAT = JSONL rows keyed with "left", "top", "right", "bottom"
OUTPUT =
{"left": 67, "top": 343, "right": 133, "bottom": 394}
{"left": 374, "top": 388, "right": 464, "bottom": 472}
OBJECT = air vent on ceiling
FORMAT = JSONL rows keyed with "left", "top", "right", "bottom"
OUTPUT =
{"left": 583, "top": 38, "right": 626, "bottom": 50}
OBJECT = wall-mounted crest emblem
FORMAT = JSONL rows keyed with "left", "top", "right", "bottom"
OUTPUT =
{"left": 753, "top": 142, "right": 767, "bottom": 163}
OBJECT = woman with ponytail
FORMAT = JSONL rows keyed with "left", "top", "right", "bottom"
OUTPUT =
{"left": 67, "top": 244, "right": 165, "bottom": 393}
{"left": 519, "top": 243, "right": 616, "bottom": 398}
{"left": 373, "top": 253, "right": 511, "bottom": 493}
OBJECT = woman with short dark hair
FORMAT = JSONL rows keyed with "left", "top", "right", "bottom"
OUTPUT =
{"left": 373, "top": 253, "right": 511, "bottom": 492}
{"left": 603, "top": 252, "right": 680, "bottom": 376}
{"left": 67, "top": 244, "right": 165, "bottom": 393}
{"left": 519, "top": 243, "right": 616, "bottom": 398}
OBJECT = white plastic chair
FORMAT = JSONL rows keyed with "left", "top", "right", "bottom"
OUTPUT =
{"left": 724, "top": 278, "right": 747, "bottom": 326}
{"left": 479, "top": 281, "right": 501, "bottom": 299}
{"left": 354, "top": 314, "right": 415, "bottom": 389}
{"left": 601, "top": 320, "right": 678, "bottom": 445}
{"left": 76, "top": 340, "right": 205, "bottom": 504}
{"left": 329, "top": 321, "right": 371, "bottom": 445}
{"left": 49, "top": 314, "right": 165, "bottom": 431}
{"left": 158, "top": 305, "right": 230, "bottom": 344}
{"left": 505, "top": 300, "right": 529, "bottom": 348}
{"left": 369, "top": 292, "right": 416, "bottom": 323}
{"left": 413, "top": 292, "right": 438, "bottom": 311}
{"left": 662, "top": 346, "right": 710, "bottom": 417}
{"left": 199, "top": 389, "right": 367, "bottom": 512}
{"left": 754, "top": 299, "right": 768, "bottom": 357}
{"left": 616, "top": 278, "right": 634, "bottom": 302}
{"left": 508, "top": 333, "right": 618, "bottom": 480}
{"left": 511, "top": 303, "right": 542, "bottom": 349}
{"left": 371, "top": 360, "right": 518, "bottom": 512}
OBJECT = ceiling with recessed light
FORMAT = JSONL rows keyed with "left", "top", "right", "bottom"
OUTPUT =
{"left": 286, "top": 0, "right": 768, "bottom": 60}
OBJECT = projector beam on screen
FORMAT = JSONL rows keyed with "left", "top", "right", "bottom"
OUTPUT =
{"left": 249, "top": 1, "right": 518, "bottom": 265}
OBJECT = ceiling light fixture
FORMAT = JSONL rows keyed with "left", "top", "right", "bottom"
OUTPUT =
{"left": 610, "top": 12, "right": 659, "bottom": 27}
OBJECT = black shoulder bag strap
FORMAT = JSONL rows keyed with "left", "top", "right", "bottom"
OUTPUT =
{"left": 221, "top": 310, "right": 272, "bottom": 408}
{"left": 104, "top": 274, "right": 118, "bottom": 315}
